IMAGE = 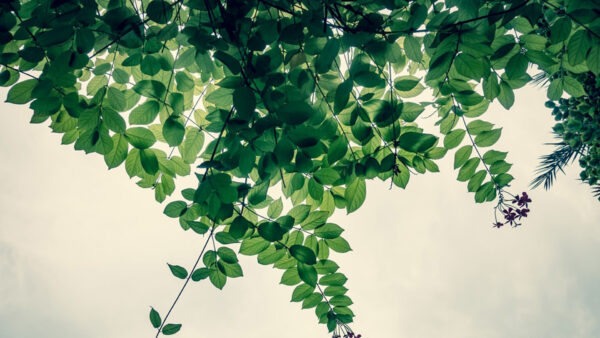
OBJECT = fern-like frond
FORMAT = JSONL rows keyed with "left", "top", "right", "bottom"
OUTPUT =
{"left": 593, "top": 185, "right": 600, "bottom": 201}
{"left": 531, "top": 140, "right": 584, "bottom": 190}
{"left": 532, "top": 72, "right": 550, "bottom": 87}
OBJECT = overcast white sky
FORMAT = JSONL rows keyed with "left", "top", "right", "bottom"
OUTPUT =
{"left": 1, "top": 85, "right": 600, "bottom": 338}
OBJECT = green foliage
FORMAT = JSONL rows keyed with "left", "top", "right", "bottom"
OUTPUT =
{"left": 2, "top": 0, "right": 599, "bottom": 336}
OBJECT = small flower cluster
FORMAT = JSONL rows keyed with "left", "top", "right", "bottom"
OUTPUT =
{"left": 493, "top": 191, "right": 532, "bottom": 228}
{"left": 331, "top": 322, "right": 361, "bottom": 338}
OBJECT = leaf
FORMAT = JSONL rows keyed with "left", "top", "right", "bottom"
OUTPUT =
{"left": 315, "top": 223, "right": 344, "bottom": 239}
{"left": 314, "top": 168, "right": 341, "bottom": 185}
{"left": 398, "top": 132, "right": 437, "bottom": 153}
{"left": 547, "top": 78, "right": 563, "bottom": 100}
{"left": 327, "top": 137, "right": 347, "bottom": 164}
{"left": 297, "top": 262, "right": 318, "bottom": 287}
{"left": 233, "top": 86, "right": 255, "bottom": 120}
{"left": 281, "top": 268, "right": 301, "bottom": 285}
{"left": 239, "top": 237, "right": 270, "bottom": 255}
{"left": 217, "top": 247, "right": 238, "bottom": 264}
{"left": 104, "top": 134, "right": 128, "bottom": 169}
{"left": 191, "top": 267, "right": 210, "bottom": 281}
{"left": 315, "top": 38, "right": 340, "bottom": 74}
{"left": 454, "top": 145, "right": 472, "bottom": 169}
{"left": 334, "top": 80, "right": 353, "bottom": 114}
{"left": 443, "top": 129, "right": 465, "bottom": 149}
{"left": 209, "top": 267, "right": 227, "bottom": 289}
{"left": 289, "top": 245, "right": 317, "bottom": 265}
{"left": 163, "top": 116, "right": 185, "bottom": 146}
{"left": 505, "top": 53, "right": 528, "bottom": 79}
{"left": 482, "top": 150, "right": 507, "bottom": 164}
{"left": 567, "top": 30, "right": 590, "bottom": 66}
{"left": 149, "top": 307, "right": 161, "bottom": 329}
{"left": 394, "top": 76, "right": 420, "bottom": 91}
{"left": 167, "top": 264, "right": 188, "bottom": 279}
{"left": 474, "top": 128, "right": 502, "bottom": 147}
{"left": 213, "top": 51, "right": 241, "bottom": 74}
{"left": 404, "top": 35, "right": 422, "bottom": 62}
{"left": 325, "top": 237, "right": 351, "bottom": 253}
{"left": 126, "top": 127, "right": 156, "bottom": 149}
{"left": 454, "top": 53, "right": 484, "bottom": 80}
{"left": 130, "top": 100, "right": 160, "bottom": 125}
{"left": 345, "top": 178, "right": 366, "bottom": 214}
{"left": 467, "top": 170, "right": 487, "bottom": 192}
{"left": 319, "top": 273, "right": 347, "bottom": 286}
{"left": 563, "top": 76, "right": 586, "bottom": 97}
{"left": 276, "top": 102, "right": 313, "bottom": 125}
{"left": 164, "top": 201, "right": 187, "bottom": 218}
{"left": 6, "top": 79, "right": 37, "bottom": 104}
{"left": 258, "top": 222, "right": 285, "bottom": 242}
{"left": 457, "top": 158, "right": 479, "bottom": 182}
{"left": 550, "top": 17, "right": 571, "bottom": 44}
{"left": 162, "top": 323, "right": 182, "bottom": 335}
{"left": 140, "top": 148, "right": 159, "bottom": 175}
{"left": 587, "top": 45, "right": 600, "bottom": 75}
{"left": 291, "top": 283, "right": 314, "bottom": 302}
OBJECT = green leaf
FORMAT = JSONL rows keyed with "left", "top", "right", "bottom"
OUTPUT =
{"left": 267, "top": 198, "right": 284, "bottom": 219}
{"left": 209, "top": 267, "right": 227, "bottom": 289}
{"left": 563, "top": 76, "right": 586, "bottom": 97}
{"left": 482, "top": 150, "right": 507, "bottom": 165}
{"left": 454, "top": 145, "right": 472, "bottom": 169}
{"left": 289, "top": 245, "right": 317, "bottom": 265}
{"left": 6, "top": 79, "right": 37, "bottom": 104}
{"left": 315, "top": 38, "right": 340, "bottom": 74}
{"left": 443, "top": 129, "right": 465, "bottom": 149}
{"left": 140, "top": 148, "right": 159, "bottom": 175}
{"left": 457, "top": 158, "right": 479, "bottom": 182}
{"left": 319, "top": 273, "right": 347, "bottom": 286}
{"left": 239, "top": 237, "right": 270, "bottom": 255}
{"left": 325, "top": 237, "right": 352, "bottom": 253}
{"left": 398, "top": 132, "right": 437, "bottom": 153}
{"left": 167, "top": 264, "right": 188, "bottom": 279}
{"left": 302, "top": 293, "right": 323, "bottom": 309}
{"left": 164, "top": 201, "right": 187, "bottom": 218}
{"left": 233, "top": 86, "right": 255, "bottom": 120}
{"left": 130, "top": 100, "right": 160, "bottom": 125}
{"left": 505, "top": 53, "right": 528, "bottom": 79}
{"left": 330, "top": 295, "right": 353, "bottom": 307}
{"left": 291, "top": 283, "right": 314, "bottom": 302}
{"left": 163, "top": 116, "right": 185, "bottom": 146}
{"left": 550, "top": 17, "right": 571, "bottom": 44}
{"left": 213, "top": 51, "right": 241, "bottom": 74}
{"left": 276, "top": 102, "right": 313, "bottom": 125}
{"left": 315, "top": 223, "right": 344, "bottom": 239}
{"left": 281, "top": 268, "right": 301, "bottom": 286}
{"left": 191, "top": 267, "right": 210, "bottom": 281}
{"left": 404, "top": 35, "right": 422, "bottom": 62}
{"left": 394, "top": 75, "right": 420, "bottom": 91}
{"left": 454, "top": 53, "right": 484, "bottom": 80}
{"left": 547, "top": 78, "right": 563, "bottom": 100}
{"left": 483, "top": 73, "right": 500, "bottom": 100}
{"left": 162, "top": 323, "right": 182, "bottom": 335}
{"left": 126, "top": 127, "right": 157, "bottom": 149}
{"left": 567, "top": 30, "right": 590, "bottom": 66}
{"left": 466, "top": 120, "right": 493, "bottom": 135}
{"left": 104, "top": 134, "right": 128, "bottom": 169}
{"left": 217, "top": 247, "right": 238, "bottom": 264}
{"left": 474, "top": 128, "right": 502, "bottom": 147}
{"left": 587, "top": 45, "right": 600, "bottom": 75}
{"left": 467, "top": 170, "right": 487, "bottom": 192}
{"left": 345, "top": 178, "right": 366, "bottom": 214}
{"left": 149, "top": 307, "right": 161, "bottom": 329}
{"left": 297, "top": 262, "right": 318, "bottom": 287}
{"left": 314, "top": 168, "right": 341, "bottom": 185}
{"left": 258, "top": 222, "right": 285, "bottom": 242}
{"left": 133, "top": 80, "right": 166, "bottom": 98}
{"left": 334, "top": 80, "right": 353, "bottom": 114}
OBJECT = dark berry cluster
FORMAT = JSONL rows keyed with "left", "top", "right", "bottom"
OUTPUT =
{"left": 332, "top": 333, "right": 361, "bottom": 338}
{"left": 493, "top": 192, "right": 532, "bottom": 228}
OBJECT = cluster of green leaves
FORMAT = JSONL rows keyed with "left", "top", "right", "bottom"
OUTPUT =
{"left": 1, "top": 0, "right": 599, "bottom": 336}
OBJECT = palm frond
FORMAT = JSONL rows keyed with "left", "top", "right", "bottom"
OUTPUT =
{"left": 593, "top": 185, "right": 600, "bottom": 201}
{"left": 531, "top": 140, "right": 584, "bottom": 190}
{"left": 532, "top": 72, "right": 550, "bottom": 87}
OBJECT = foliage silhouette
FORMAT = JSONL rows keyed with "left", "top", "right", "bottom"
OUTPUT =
{"left": 1, "top": 0, "right": 599, "bottom": 336}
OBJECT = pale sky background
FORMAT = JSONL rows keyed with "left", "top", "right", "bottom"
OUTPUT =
{"left": 1, "top": 84, "right": 600, "bottom": 338}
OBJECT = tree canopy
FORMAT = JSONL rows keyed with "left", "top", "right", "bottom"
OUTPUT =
{"left": 1, "top": 0, "right": 599, "bottom": 336}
